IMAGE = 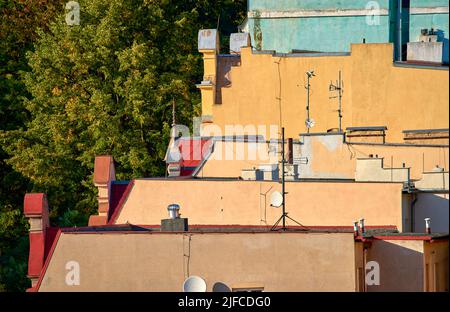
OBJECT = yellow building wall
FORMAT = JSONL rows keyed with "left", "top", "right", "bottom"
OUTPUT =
{"left": 198, "top": 136, "right": 448, "bottom": 181}
{"left": 205, "top": 44, "right": 449, "bottom": 143}
{"left": 115, "top": 179, "right": 405, "bottom": 230}
{"left": 38, "top": 232, "right": 357, "bottom": 292}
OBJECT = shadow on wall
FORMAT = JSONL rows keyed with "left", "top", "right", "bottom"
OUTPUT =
{"left": 414, "top": 193, "right": 449, "bottom": 233}
{"left": 367, "top": 240, "right": 424, "bottom": 292}
{"left": 435, "top": 29, "right": 449, "bottom": 64}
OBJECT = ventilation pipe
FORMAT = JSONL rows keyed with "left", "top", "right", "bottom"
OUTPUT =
{"left": 359, "top": 218, "right": 366, "bottom": 234}
{"left": 425, "top": 218, "right": 431, "bottom": 234}
{"left": 161, "top": 204, "right": 188, "bottom": 232}
{"left": 168, "top": 204, "right": 181, "bottom": 219}
{"left": 353, "top": 221, "right": 359, "bottom": 236}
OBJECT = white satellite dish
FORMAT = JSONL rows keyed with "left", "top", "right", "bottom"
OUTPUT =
{"left": 183, "top": 276, "right": 207, "bottom": 292}
{"left": 305, "top": 118, "right": 315, "bottom": 129}
{"left": 270, "top": 191, "right": 283, "bottom": 208}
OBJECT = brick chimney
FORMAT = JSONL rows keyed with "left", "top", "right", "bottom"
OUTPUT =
{"left": 24, "top": 193, "right": 50, "bottom": 289}
{"left": 88, "top": 155, "right": 116, "bottom": 226}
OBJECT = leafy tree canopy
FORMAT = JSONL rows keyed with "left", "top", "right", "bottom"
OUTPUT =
{"left": 0, "top": 0, "right": 245, "bottom": 291}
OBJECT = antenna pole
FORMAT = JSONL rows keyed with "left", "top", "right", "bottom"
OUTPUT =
{"left": 270, "top": 127, "right": 306, "bottom": 231}
{"left": 306, "top": 75, "right": 310, "bottom": 134}
{"left": 338, "top": 70, "right": 342, "bottom": 133}
{"left": 172, "top": 98, "right": 176, "bottom": 127}
{"left": 281, "top": 127, "right": 286, "bottom": 230}
{"left": 329, "top": 71, "right": 344, "bottom": 132}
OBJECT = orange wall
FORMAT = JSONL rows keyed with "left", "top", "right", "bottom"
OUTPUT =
{"left": 38, "top": 232, "right": 358, "bottom": 292}
{"left": 206, "top": 44, "right": 449, "bottom": 143}
{"left": 115, "top": 179, "right": 405, "bottom": 230}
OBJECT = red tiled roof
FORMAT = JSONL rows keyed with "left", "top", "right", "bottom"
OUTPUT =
{"left": 176, "top": 138, "right": 213, "bottom": 176}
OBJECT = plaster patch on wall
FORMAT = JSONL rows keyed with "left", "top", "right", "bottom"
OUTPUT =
{"left": 298, "top": 136, "right": 351, "bottom": 179}
{"left": 317, "top": 135, "right": 342, "bottom": 152}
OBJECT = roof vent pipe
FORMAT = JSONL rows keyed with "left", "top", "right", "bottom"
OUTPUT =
{"left": 359, "top": 218, "right": 365, "bottom": 234}
{"left": 353, "top": 221, "right": 359, "bottom": 236}
{"left": 425, "top": 218, "right": 431, "bottom": 234}
{"left": 168, "top": 204, "right": 181, "bottom": 219}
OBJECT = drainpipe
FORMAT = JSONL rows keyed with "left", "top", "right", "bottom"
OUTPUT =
{"left": 410, "top": 193, "right": 418, "bottom": 232}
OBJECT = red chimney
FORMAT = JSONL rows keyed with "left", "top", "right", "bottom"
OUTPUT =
{"left": 24, "top": 193, "right": 50, "bottom": 290}
{"left": 88, "top": 155, "right": 116, "bottom": 226}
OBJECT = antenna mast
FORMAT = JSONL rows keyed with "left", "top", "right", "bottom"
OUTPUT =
{"left": 172, "top": 98, "right": 176, "bottom": 127}
{"left": 271, "top": 127, "right": 306, "bottom": 231}
{"left": 305, "top": 71, "right": 316, "bottom": 133}
{"left": 329, "top": 70, "right": 344, "bottom": 132}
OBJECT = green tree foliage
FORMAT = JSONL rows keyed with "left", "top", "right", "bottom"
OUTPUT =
{"left": 0, "top": 0, "right": 245, "bottom": 291}
{"left": 0, "top": 0, "right": 66, "bottom": 292}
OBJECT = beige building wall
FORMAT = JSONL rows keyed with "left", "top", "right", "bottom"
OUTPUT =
{"left": 423, "top": 241, "right": 449, "bottom": 292}
{"left": 198, "top": 140, "right": 277, "bottom": 178}
{"left": 366, "top": 239, "right": 425, "bottom": 292}
{"left": 198, "top": 134, "right": 449, "bottom": 181}
{"left": 355, "top": 158, "right": 410, "bottom": 182}
{"left": 207, "top": 44, "right": 448, "bottom": 143}
{"left": 115, "top": 179, "right": 405, "bottom": 230}
{"left": 301, "top": 136, "right": 448, "bottom": 181}
{"left": 38, "top": 232, "right": 357, "bottom": 292}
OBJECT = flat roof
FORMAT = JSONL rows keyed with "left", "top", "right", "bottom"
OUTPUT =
{"left": 403, "top": 128, "right": 449, "bottom": 134}
{"left": 346, "top": 126, "right": 387, "bottom": 131}
{"left": 359, "top": 232, "right": 449, "bottom": 241}
{"left": 57, "top": 224, "right": 398, "bottom": 235}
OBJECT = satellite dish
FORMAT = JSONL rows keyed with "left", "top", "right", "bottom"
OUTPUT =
{"left": 305, "top": 118, "right": 315, "bottom": 129}
{"left": 270, "top": 191, "right": 283, "bottom": 208}
{"left": 183, "top": 276, "right": 207, "bottom": 292}
{"left": 212, "top": 282, "right": 231, "bottom": 292}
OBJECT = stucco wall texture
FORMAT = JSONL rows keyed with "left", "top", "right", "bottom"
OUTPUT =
{"left": 206, "top": 44, "right": 448, "bottom": 143}
{"left": 247, "top": 0, "right": 448, "bottom": 55}
{"left": 114, "top": 179, "right": 405, "bottom": 230}
{"left": 38, "top": 232, "right": 357, "bottom": 292}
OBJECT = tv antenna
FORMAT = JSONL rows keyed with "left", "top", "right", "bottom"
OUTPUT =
{"left": 305, "top": 71, "right": 316, "bottom": 133}
{"left": 271, "top": 127, "right": 306, "bottom": 231}
{"left": 329, "top": 71, "right": 344, "bottom": 132}
{"left": 172, "top": 98, "right": 176, "bottom": 127}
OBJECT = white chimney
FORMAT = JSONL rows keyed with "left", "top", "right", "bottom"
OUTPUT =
{"left": 359, "top": 218, "right": 365, "bottom": 234}
{"left": 425, "top": 218, "right": 431, "bottom": 234}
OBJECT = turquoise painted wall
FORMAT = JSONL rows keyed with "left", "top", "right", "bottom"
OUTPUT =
{"left": 248, "top": 0, "right": 390, "bottom": 11}
{"left": 410, "top": 0, "right": 448, "bottom": 8}
{"left": 249, "top": 16, "right": 391, "bottom": 53}
{"left": 247, "top": 0, "right": 449, "bottom": 58}
{"left": 248, "top": 0, "right": 393, "bottom": 53}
